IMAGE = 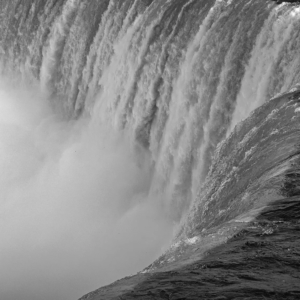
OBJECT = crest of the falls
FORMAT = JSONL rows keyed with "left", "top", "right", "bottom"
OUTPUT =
{"left": 1, "top": 0, "right": 300, "bottom": 299}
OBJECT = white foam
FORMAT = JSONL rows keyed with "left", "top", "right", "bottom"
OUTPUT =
{"left": 295, "top": 107, "right": 300, "bottom": 113}
{"left": 290, "top": 7, "right": 300, "bottom": 18}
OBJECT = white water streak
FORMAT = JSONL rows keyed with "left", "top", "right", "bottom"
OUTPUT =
{"left": 150, "top": 1, "right": 225, "bottom": 208}
{"left": 229, "top": 4, "right": 300, "bottom": 133}
{"left": 40, "top": 0, "right": 79, "bottom": 93}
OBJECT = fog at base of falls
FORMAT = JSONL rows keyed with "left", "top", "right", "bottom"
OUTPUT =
{"left": 0, "top": 78, "right": 174, "bottom": 300}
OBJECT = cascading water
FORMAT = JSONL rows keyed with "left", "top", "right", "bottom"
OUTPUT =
{"left": 0, "top": 0, "right": 300, "bottom": 299}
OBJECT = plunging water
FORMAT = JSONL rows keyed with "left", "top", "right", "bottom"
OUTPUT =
{"left": 0, "top": 0, "right": 300, "bottom": 299}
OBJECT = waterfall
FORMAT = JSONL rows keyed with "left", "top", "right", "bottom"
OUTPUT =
{"left": 0, "top": 0, "right": 300, "bottom": 299}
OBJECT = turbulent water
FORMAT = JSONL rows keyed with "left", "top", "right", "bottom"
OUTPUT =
{"left": 0, "top": 0, "right": 300, "bottom": 299}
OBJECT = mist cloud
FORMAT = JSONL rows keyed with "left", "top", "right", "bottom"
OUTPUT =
{"left": 0, "top": 79, "right": 173, "bottom": 300}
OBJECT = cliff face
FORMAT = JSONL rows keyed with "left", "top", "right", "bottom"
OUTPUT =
{"left": 79, "top": 87, "right": 300, "bottom": 300}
